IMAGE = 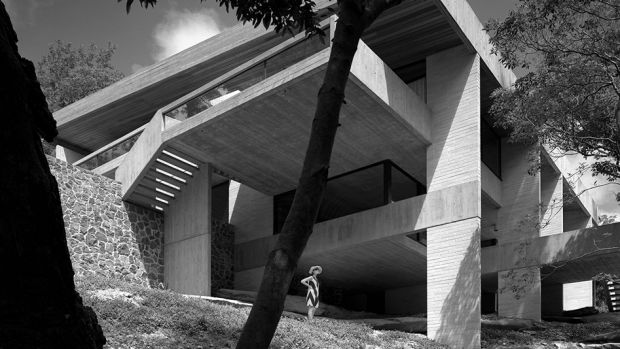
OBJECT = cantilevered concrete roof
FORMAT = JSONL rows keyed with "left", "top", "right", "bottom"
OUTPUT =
{"left": 54, "top": 25, "right": 283, "bottom": 152}
{"left": 54, "top": 0, "right": 515, "bottom": 154}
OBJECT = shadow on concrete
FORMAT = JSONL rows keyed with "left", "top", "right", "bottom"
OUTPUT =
{"left": 433, "top": 223, "right": 481, "bottom": 348}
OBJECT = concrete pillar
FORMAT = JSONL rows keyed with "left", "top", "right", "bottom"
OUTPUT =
{"left": 428, "top": 219, "right": 481, "bottom": 348}
{"left": 498, "top": 267, "right": 541, "bottom": 320}
{"left": 494, "top": 142, "right": 545, "bottom": 319}
{"left": 540, "top": 166, "right": 563, "bottom": 236}
{"left": 426, "top": 45, "right": 482, "bottom": 349}
{"left": 164, "top": 163, "right": 212, "bottom": 296}
{"left": 496, "top": 141, "right": 540, "bottom": 243}
{"left": 229, "top": 180, "right": 274, "bottom": 291}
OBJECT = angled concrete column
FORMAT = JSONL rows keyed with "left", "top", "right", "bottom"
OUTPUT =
{"left": 426, "top": 44, "right": 482, "bottom": 349}
{"left": 498, "top": 267, "right": 541, "bottom": 321}
{"left": 164, "top": 163, "right": 212, "bottom": 296}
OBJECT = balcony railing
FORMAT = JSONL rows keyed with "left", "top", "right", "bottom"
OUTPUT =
{"left": 74, "top": 125, "right": 146, "bottom": 170}
{"left": 273, "top": 160, "right": 426, "bottom": 234}
{"left": 162, "top": 33, "right": 329, "bottom": 124}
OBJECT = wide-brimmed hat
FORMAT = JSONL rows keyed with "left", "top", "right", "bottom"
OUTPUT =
{"left": 308, "top": 265, "right": 323, "bottom": 275}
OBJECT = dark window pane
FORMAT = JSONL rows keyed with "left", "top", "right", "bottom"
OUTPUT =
{"left": 273, "top": 161, "right": 425, "bottom": 234}
{"left": 481, "top": 119, "right": 501, "bottom": 178}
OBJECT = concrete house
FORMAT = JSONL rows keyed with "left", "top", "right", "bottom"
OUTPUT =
{"left": 52, "top": 0, "right": 619, "bottom": 347}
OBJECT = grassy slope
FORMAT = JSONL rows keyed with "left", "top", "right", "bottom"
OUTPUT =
{"left": 77, "top": 277, "right": 447, "bottom": 349}
{"left": 77, "top": 276, "right": 619, "bottom": 348}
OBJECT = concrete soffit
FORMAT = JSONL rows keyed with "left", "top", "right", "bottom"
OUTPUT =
{"left": 431, "top": 0, "right": 517, "bottom": 89}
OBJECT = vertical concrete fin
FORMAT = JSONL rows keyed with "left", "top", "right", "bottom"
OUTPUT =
{"left": 164, "top": 163, "right": 213, "bottom": 296}
{"left": 425, "top": 45, "right": 482, "bottom": 348}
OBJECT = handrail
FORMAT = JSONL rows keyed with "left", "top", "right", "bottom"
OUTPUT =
{"left": 74, "top": 124, "right": 147, "bottom": 167}
{"left": 117, "top": 112, "right": 165, "bottom": 198}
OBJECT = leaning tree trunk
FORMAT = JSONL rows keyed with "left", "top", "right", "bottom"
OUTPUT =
{"left": 236, "top": 1, "right": 400, "bottom": 348}
{"left": 0, "top": 2, "right": 105, "bottom": 348}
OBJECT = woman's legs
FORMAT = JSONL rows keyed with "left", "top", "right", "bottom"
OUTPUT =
{"left": 308, "top": 306, "right": 316, "bottom": 321}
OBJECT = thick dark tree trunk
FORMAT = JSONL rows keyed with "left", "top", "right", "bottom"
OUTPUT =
{"left": 0, "top": 2, "right": 105, "bottom": 348}
{"left": 236, "top": 1, "right": 400, "bottom": 348}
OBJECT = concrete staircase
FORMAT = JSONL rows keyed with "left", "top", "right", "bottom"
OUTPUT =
{"left": 115, "top": 111, "right": 208, "bottom": 212}
{"left": 606, "top": 279, "right": 620, "bottom": 312}
{"left": 129, "top": 147, "right": 201, "bottom": 211}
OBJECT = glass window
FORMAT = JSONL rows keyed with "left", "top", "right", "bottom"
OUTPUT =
{"left": 78, "top": 131, "right": 142, "bottom": 170}
{"left": 164, "top": 34, "right": 329, "bottom": 122}
{"left": 273, "top": 161, "right": 425, "bottom": 234}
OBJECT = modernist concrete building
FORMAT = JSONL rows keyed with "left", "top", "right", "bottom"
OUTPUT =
{"left": 52, "top": 0, "right": 619, "bottom": 347}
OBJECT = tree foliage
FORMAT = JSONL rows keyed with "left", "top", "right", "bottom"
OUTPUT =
{"left": 36, "top": 40, "right": 124, "bottom": 155}
{"left": 486, "top": 0, "right": 620, "bottom": 182}
{"left": 123, "top": 0, "right": 323, "bottom": 36}
{"left": 37, "top": 40, "right": 124, "bottom": 113}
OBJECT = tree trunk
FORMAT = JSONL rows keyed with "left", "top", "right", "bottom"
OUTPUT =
{"left": 0, "top": 2, "right": 106, "bottom": 348}
{"left": 236, "top": 1, "right": 399, "bottom": 348}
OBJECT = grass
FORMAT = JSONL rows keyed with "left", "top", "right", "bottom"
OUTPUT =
{"left": 77, "top": 276, "right": 620, "bottom": 348}
{"left": 76, "top": 276, "right": 447, "bottom": 349}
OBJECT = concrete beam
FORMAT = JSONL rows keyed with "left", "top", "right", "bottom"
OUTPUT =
{"left": 349, "top": 39, "right": 432, "bottom": 144}
{"left": 482, "top": 222, "right": 620, "bottom": 275}
{"left": 235, "top": 180, "right": 480, "bottom": 272}
{"left": 116, "top": 111, "right": 165, "bottom": 199}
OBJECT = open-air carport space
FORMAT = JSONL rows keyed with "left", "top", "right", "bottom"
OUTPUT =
{"left": 482, "top": 222, "right": 620, "bottom": 320}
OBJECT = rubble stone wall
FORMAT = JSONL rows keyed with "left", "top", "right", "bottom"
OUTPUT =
{"left": 48, "top": 156, "right": 164, "bottom": 287}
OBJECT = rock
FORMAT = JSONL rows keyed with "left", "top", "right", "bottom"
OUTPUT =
{"left": 350, "top": 317, "right": 427, "bottom": 334}
{"left": 584, "top": 330, "right": 620, "bottom": 344}
{"left": 90, "top": 288, "right": 144, "bottom": 306}
{"left": 482, "top": 318, "right": 536, "bottom": 330}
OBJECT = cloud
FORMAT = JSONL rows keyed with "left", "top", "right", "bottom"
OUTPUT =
{"left": 152, "top": 8, "right": 222, "bottom": 62}
{"left": 4, "top": 0, "right": 54, "bottom": 25}
{"left": 130, "top": 63, "right": 145, "bottom": 74}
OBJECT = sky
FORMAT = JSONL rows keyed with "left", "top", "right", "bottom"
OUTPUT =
{"left": 4, "top": 0, "right": 618, "bottom": 216}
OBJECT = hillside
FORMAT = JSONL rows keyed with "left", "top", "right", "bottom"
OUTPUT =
{"left": 76, "top": 276, "right": 447, "bottom": 349}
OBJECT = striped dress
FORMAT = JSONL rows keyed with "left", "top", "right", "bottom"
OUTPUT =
{"left": 306, "top": 276, "right": 320, "bottom": 308}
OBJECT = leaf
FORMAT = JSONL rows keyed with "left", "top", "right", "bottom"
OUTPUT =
{"left": 263, "top": 12, "right": 271, "bottom": 29}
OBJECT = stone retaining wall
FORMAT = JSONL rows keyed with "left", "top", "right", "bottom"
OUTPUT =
{"left": 48, "top": 156, "right": 164, "bottom": 287}
{"left": 212, "top": 220, "right": 234, "bottom": 293}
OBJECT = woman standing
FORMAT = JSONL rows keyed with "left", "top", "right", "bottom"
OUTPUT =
{"left": 301, "top": 265, "right": 322, "bottom": 321}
